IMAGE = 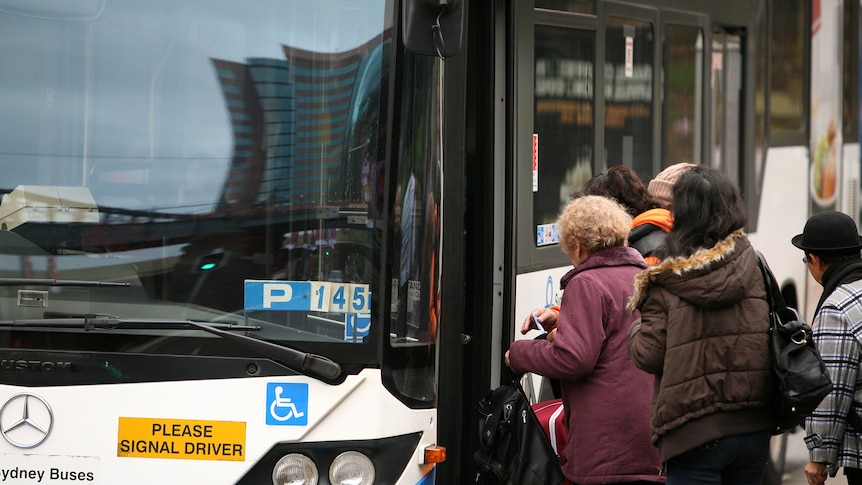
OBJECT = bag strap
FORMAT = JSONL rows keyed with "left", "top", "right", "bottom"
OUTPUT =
{"left": 755, "top": 251, "right": 789, "bottom": 313}
{"left": 511, "top": 372, "right": 528, "bottom": 396}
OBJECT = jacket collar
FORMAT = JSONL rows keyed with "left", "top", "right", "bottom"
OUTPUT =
{"left": 626, "top": 229, "right": 746, "bottom": 312}
{"left": 562, "top": 245, "right": 647, "bottom": 288}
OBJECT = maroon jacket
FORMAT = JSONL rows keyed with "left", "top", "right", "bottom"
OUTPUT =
{"left": 508, "top": 246, "right": 662, "bottom": 484}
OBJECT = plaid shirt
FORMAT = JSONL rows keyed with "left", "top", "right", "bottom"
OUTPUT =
{"left": 805, "top": 279, "right": 862, "bottom": 475}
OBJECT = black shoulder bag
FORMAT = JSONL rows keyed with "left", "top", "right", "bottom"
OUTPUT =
{"left": 473, "top": 374, "right": 565, "bottom": 485}
{"left": 756, "top": 252, "right": 833, "bottom": 434}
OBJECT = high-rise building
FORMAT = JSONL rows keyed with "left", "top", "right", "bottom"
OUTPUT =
{"left": 212, "top": 38, "right": 382, "bottom": 211}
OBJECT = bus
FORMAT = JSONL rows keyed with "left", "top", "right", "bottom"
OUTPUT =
{"left": 0, "top": 0, "right": 857, "bottom": 484}
{"left": 0, "top": 1, "right": 447, "bottom": 484}
{"left": 466, "top": 0, "right": 860, "bottom": 483}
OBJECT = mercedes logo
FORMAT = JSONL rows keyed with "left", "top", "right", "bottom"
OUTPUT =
{"left": 0, "top": 393, "right": 53, "bottom": 448}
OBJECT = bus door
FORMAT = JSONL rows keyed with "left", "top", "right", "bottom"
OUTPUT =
{"left": 511, "top": 0, "right": 599, "bottom": 401}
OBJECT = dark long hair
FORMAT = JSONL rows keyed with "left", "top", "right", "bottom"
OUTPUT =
{"left": 572, "top": 166, "right": 658, "bottom": 217}
{"left": 658, "top": 166, "right": 748, "bottom": 258}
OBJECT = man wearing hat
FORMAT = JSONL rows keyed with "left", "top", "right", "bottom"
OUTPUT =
{"left": 793, "top": 210, "right": 862, "bottom": 485}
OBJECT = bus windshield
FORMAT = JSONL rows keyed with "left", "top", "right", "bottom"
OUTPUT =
{"left": 0, "top": 0, "right": 390, "bottom": 366}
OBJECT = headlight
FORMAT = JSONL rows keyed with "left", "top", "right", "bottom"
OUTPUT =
{"left": 272, "top": 453, "right": 319, "bottom": 485}
{"left": 329, "top": 451, "right": 375, "bottom": 485}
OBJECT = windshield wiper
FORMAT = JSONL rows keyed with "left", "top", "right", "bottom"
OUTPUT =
{"left": 0, "top": 278, "right": 130, "bottom": 287}
{"left": 9, "top": 315, "right": 256, "bottom": 331}
{"left": 0, "top": 316, "right": 343, "bottom": 384}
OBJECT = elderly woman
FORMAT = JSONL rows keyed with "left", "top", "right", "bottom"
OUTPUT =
{"left": 505, "top": 195, "right": 662, "bottom": 485}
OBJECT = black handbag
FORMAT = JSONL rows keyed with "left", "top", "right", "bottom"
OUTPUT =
{"left": 473, "top": 374, "right": 565, "bottom": 485}
{"left": 756, "top": 252, "right": 833, "bottom": 434}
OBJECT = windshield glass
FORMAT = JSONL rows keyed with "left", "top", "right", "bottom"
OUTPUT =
{"left": 0, "top": 0, "right": 390, "bottom": 360}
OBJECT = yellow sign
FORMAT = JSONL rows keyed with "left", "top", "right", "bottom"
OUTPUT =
{"left": 117, "top": 417, "right": 246, "bottom": 461}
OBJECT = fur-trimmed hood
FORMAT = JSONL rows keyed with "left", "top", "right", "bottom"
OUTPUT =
{"left": 625, "top": 228, "right": 772, "bottom": 455}
{"left": 626, "top": 229, "right": 749, "bottom": 312}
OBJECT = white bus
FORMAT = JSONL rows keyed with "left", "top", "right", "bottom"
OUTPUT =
{"left": 472, "top": 0, "right": 859, "bottom": 483}
{"left": 0, "top": 0, "right": 858, "bottom": 484}
{"left": 0, "top": 1, "right": 448, "bottom": 484}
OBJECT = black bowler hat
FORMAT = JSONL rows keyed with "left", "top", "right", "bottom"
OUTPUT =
{"left": 792, "top": 211, "right": 862, "bottom": 253}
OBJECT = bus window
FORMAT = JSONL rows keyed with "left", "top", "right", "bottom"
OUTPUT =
{"left": 769, "top": 0, "right": 807, "bottom": 140}
{"left": 754, "top": 10, "right": 768, "bottom": 192}
{"left": 385, "top": 50, "right": 441, "bottom": 407}
{"left": 604, "top": 16, "right": 654, "bottom": 179}
{"left": 532, "top": 26, "right": 595, "bottom": 241}
{"left": 0, "top": 1, "right": 389, "bottom": 347}
{"left": 711, "top": 31, "right": 743, "bottom": 186}
{"left": 843, "top": 0, "right": 859, "bottom": 143}
{"left": 662, "top": 24, "right": 702, "bottom": 167}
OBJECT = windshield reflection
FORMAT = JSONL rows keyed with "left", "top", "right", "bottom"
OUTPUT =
{"left": 0, "top": 0, "right": 389, "bottom": 350}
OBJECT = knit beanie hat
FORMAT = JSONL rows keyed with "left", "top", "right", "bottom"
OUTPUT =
{"left": 648, "top": 162, "right": 697, "bottom": 208}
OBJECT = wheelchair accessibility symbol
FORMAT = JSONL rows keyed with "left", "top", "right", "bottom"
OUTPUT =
{"left": 266, "top": 382, "right": 308, "bottom": 426}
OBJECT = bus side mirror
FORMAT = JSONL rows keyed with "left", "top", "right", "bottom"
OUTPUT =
{"left": 402, "top": 0, "right": 464, "bottom": 57}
